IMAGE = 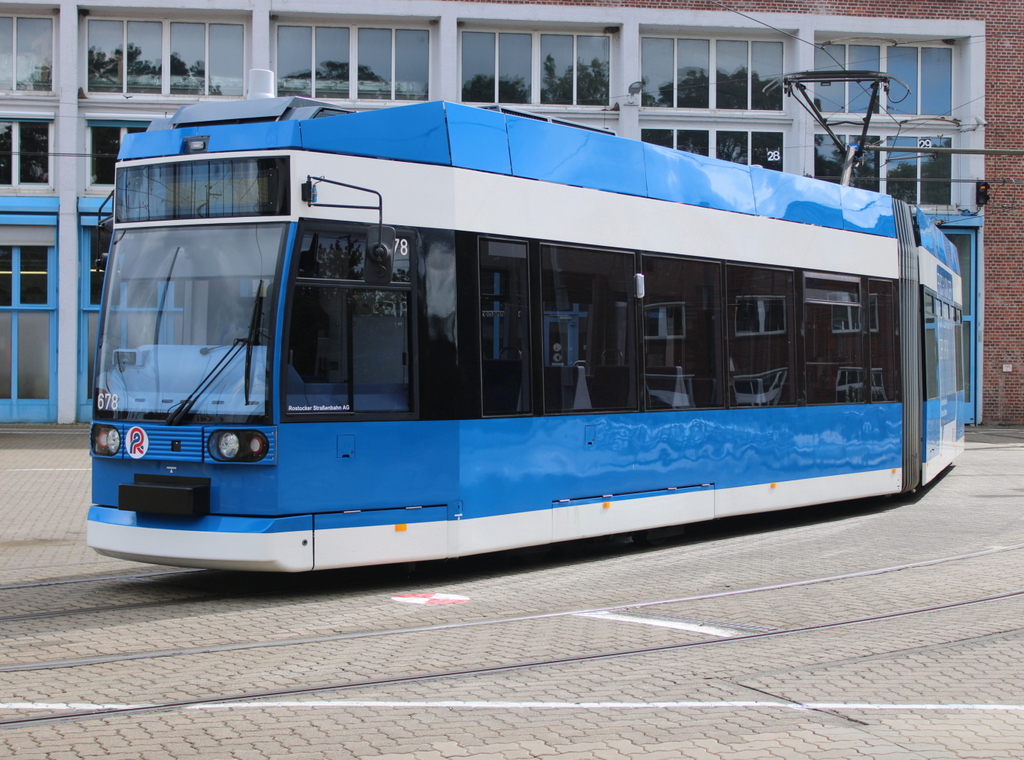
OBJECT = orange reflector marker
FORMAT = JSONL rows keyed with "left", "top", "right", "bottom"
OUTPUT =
{"left": 770, "top": 483, "right": 777, "bottom": 489}
{"left": 395, "top": 524, "right": 407, "bottom": 532}
{"left": 603, "top": 501, "right": 611, "bottom": 509}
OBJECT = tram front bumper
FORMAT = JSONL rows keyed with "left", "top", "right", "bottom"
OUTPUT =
{"left": 87, "top": 506, "right": 314, "bottom": 572}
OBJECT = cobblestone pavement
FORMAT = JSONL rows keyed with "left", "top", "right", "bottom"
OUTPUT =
{"left": 2, "top": 424, "right": 1024, "bottom": 759}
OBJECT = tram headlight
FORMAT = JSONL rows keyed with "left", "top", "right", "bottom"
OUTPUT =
{"left": 216, "top": 432, "right": 241, "bottom": 460}
{"left": 207, "top": 430, "right": 269, "bottom": 463}
{"left": 92, "top": 424, "right": 121, "bottom": 457}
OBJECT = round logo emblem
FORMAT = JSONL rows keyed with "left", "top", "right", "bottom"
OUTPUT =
{"left": 126, "top": 426, "right": 149, "bottom": 459}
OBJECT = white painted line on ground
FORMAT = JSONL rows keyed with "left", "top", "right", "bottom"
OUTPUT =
{"left": 0, "top": 431, "right": 86, "bottom": 435}
{"left": 7, "top": 700, "right": 1024, "bottom": 713}
{"left": 1, "top": 468, "right": 90, "bottom": 472}
{"left": 575, "top": 610, "right": 747, "bottom": 637}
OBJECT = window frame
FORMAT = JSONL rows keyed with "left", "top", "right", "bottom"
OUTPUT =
{"left": 271, "top": 23, "right": 430, "bottom": 102}
{"left": 88, "top": 123, "right": 148, "bottom": 187}
{"left": 0, "top": 16, "right": 53, "bottom": 92}
{"left": 281, "top": 220, "right": 417, "bottom": 421}
{"left": 0, "top": 120, "right": 51, "bottom": 187}
{"left": 640, "top": 253, "right": 724, "bottom": 411}
{"left": 640, "top": 128, "right": 785, "bottom": 172}
{"left": 813, "top": 43, "right": 953, "bottom": 116}
{"left": 640, "top": 35, "right": 783, "bottom": 112}
{"left": 813, "top": 132, "right": 953, "bottom": 206}
{"left": 85, "top": 17, "right": 246, "bottom": 97}
{"left": 460, "top": 30, "right": 534, "bottom": 105}
{"left": 0, "top": 244, "right": 58, "bottom": 406}
{"left": 459, "top": 29, "right": 610, "bottom": 107}
{"left": 725, "top": 264, "right": 797, "bottom": 408}
{"left": 477, "top": 236, "right": 533, "bottom": 417}
{"left": 540, "top": 242, "right": 637, "bottom": 414}
{"left": 275, "top": 24, "right": 351, "bottom": 100}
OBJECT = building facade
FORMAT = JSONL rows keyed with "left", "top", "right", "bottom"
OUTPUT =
{"left": 1, "top": 0, "right": 1013, "bottom": 423}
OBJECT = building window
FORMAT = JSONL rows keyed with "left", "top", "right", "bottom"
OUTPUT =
{"left": 462, "top": 32, "right": 532, "bottom": 104}
{"left": 813, "top": 134, "right": 879, "bottom": 191}
{"left": 813, "top": 44, "right": 882, "bottom": 113}
{"left": 642, "top": 38, "right": 708, "bottom": 108}
{"left": 541, "top": 34, "right": 608, "bottom": 105}
{"left": 0, "top": 122, "right": 49, "bottom": 185}
{"left": 359, "top": 28, "right": 429, "bottom": 101}
{"left": 86, "top": 19, "right": 244, "bottom": 96}
{"left": 460, "top": 31, "right": 608, "bottom": 106}
{"left": 887, "top": 46, "right": 952, "bottom": 116}
{"left": 885, "top": 136, "right": 952, "bottom": 205}
{"left": 277, "top": 26, "right": 349, "bottom": 98}
{"left": 0, "top": 245, "right": 53, "bottom": 402}
{"left": 90, "top": 125, "right": 147, "bottom": 185}
{"left": 814, "top": 44, "right": 952, "bottom": 116}
{"left": 641, "top": 128, "right": 784, "bottom": 171}
{"left": 814, "top": 133, "right": 951, "bottom": 205}
{"left": 0, "top": 17, "right": 52, "bottom": 91}
{"left": 276, "top": 25, "right": 427, "bottom": 101}
{"left": 641, "top": 37, "right": 782, "bottom": 110}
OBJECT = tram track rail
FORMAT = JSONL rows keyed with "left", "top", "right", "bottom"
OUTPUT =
{"left": 3, "top": 584, "right": 1024, "bottom": 730}
{"left": 0, "top": 568, "right": 204, "bottom": 592}
{"left": 4, "top": 541, "right": 1024, "bottom": 674}
{"left": 0, "top": 594, "right": 237, "bottom": 624}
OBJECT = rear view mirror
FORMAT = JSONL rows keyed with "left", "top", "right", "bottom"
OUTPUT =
{"left": 364, "top": 226, "right": 396, "bottom": 285}
{"left": 94, "top": 216, "right": 114, "bottom": 272}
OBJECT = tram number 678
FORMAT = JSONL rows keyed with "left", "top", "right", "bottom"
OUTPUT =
{"left": 96, "top": 390, "right": 119, "bottom": 411}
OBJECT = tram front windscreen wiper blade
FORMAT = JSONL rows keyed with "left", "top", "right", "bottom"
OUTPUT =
{"left": 243, "top": 281, "right": 265, "bottom": 407}
{"left": 164, "top": 339, "right": 247, "bottom": 426}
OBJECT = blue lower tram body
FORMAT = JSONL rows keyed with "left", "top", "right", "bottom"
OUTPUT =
{"left": 87, "top": 403, "right": 930, "bottom": 572}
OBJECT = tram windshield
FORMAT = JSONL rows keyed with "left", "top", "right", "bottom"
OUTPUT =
{"left": 93, "top": 223, "right": 286, "bottom": 424}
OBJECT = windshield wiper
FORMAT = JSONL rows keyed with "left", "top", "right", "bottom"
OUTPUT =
{"left": 165, "top": 281, "right": 266, "bottom": 426}
{"left": 164, "top": 340, "right": 246, "bottom": 426}
{"left": 243, "top": 281, "right": 265, "bottom": 406}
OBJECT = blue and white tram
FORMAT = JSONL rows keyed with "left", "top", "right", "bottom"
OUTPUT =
{"left": 87, "top": 95, "right": 964, "bottom": 571}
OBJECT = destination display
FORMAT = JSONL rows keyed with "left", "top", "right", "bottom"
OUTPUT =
{"left": 116, "top": 156, "right": 289, "bottom": 222}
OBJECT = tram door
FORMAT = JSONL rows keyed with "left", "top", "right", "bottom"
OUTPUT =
{"left": 479, "top": 238, "right": 531, "bottom": 416}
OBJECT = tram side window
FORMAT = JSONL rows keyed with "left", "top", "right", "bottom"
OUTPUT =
{"left": 479, "top": 239, "right": 531, "bottom": 416}
{"left": 937, "top": 299, "right": 958, "bottom": 399}
{"left": 641, "top": 256, "right": 723, "bottom": 409}
{"left": 286, "top": 285, "right": 410, "bottom": 414}
{"left": 541, "top": 245, "right": 636, "bottom": 412}
{"left": 923, "top": 292, "right": 939, "bottom": 400}
{"left": 726, "top": 265, "right": 795, "bottom": 406}
{"left": 286, "top": 222, "right": 412, "bottom": 416}
{"left": 295, "top": 227, "right": 411, "bottom": 284}
{"left": 803, "top": 275, "right": 865, "bottom": 404}
{"left": 955, "top": 307, "right": 966, "bottom": 395}
{"left": 869, "top": 280, "right": 900, "bottom": 402}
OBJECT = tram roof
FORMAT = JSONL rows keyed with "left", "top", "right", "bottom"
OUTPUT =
{"left": 122, "top": 99, "right": 898, "bottom": 238}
